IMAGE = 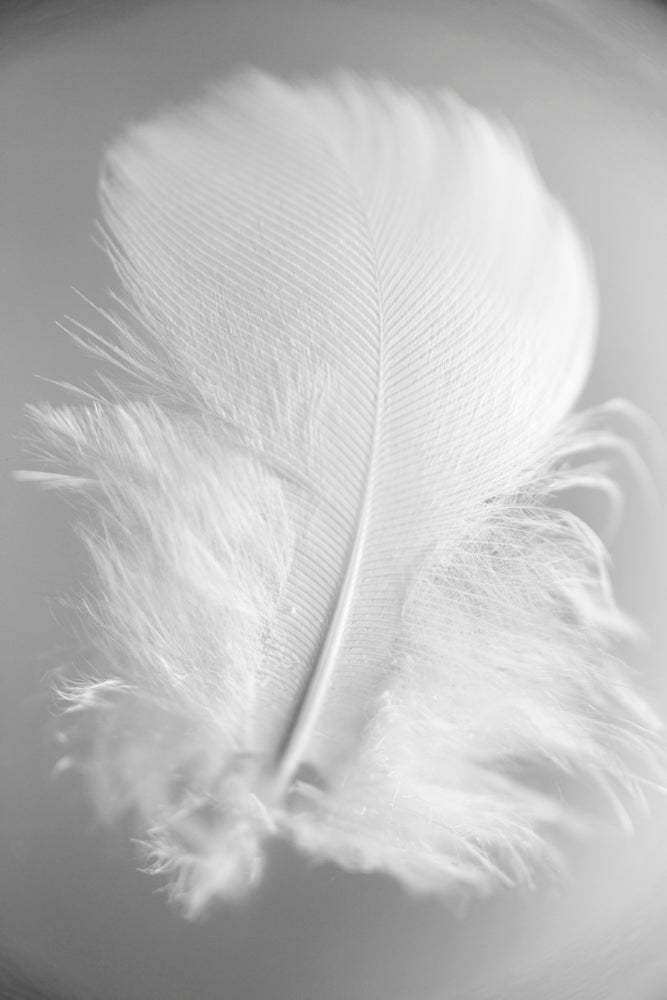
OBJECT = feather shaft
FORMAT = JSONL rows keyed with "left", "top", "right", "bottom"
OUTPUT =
{"left": 272, "top": 354, "right": 384, "bottom": 794}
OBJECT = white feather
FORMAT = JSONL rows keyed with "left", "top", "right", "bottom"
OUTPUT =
{"left": 24, "top": 72, "right": 661, "bottom": 918}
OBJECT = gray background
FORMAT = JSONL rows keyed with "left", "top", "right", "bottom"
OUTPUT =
{"left": 2, "top": 1, "right": 667, "bottom": 998}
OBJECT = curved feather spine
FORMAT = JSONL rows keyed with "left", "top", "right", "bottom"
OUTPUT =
{"left": 271, "top": 364, "right": 383, "bottom": 795}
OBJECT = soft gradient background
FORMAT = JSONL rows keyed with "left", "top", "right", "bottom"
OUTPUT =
{"left": 2, "top": 1, "right": 667, "bottom": 998}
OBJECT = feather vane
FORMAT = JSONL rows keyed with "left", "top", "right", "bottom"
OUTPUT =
{"left": 24, "top": 72, "right": 662, "bottom": 917}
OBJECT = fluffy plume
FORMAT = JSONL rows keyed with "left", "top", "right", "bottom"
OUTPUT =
{"left": 23, "top": 72, "right": 661, "bottom": 918}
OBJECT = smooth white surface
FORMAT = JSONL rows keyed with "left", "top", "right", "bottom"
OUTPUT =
{"left": 2, "top": 2, "right": 667, "bottom": 998}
